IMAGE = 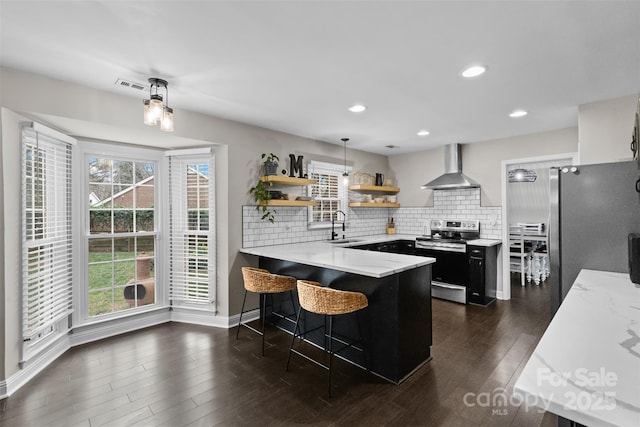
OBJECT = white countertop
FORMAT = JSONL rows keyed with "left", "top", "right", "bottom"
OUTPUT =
{"left": 514, "top": 269, "right": 640, "bottom": 426}
{"left": 466, "top": 238, "right": 502, "bottom": 247}
{"left": 240, "top": 235, "right": 435, "bottom": 278}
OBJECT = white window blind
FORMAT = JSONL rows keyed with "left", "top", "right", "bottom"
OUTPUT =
{"left": 168, "top": 155, "right": 216, "bottom": 305}
{"left": 21, "top": 123, "right": 74, "bottom": 342}
{"left": 307, "top": 161, "right": 350, "bottom": 226}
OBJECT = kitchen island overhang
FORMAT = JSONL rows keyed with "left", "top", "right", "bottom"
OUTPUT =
{"left": 240, "top": 242, "right": 436, "bottom": 384}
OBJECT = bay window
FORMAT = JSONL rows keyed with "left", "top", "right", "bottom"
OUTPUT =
{"left": 21, "top": 122, "right": 75, "bottom": 359}
{"left": 86, "top": 155, "right": 159, "bottom": 318}
{"left": 168, "top": 153, "right": 216, "bottom": 308}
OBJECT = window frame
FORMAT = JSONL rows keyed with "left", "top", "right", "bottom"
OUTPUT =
{"left": 166, "top": 151, "right": 216, "bottom": 311}
{"left": 306, "top": 160, "right": 351, "bottom": 230}
{"left": 74, "top": 141, "right": 166, "bottom": 327}
{"left": 20, "top": 122, "right": 76, "bottom": 363}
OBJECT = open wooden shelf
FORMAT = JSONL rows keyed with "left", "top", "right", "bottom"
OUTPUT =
{"left": 349, "top": 202, "right": 400, "bottom": 208}
{"left": 260, "top": 200, "right": 316, "bottom": 207}
{"left": 260, "top": 176, "right": 316, "bottom": 185}
{"left": 348, "top": 184, "right": 400, "bottom": 193}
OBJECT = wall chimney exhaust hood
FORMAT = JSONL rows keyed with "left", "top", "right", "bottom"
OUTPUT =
{"left": 421, "top": 143, "right": 480, "bottom": 190}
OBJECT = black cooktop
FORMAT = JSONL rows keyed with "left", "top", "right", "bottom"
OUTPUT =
{"left": 416, "top": 236, "right": 470, "bottom": 244}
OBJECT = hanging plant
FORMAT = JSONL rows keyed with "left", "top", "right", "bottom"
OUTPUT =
{"left": 249, "top": 179, "right": 276, "bottom": 222}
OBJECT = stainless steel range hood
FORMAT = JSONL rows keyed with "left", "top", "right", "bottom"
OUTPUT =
{"left": 421, "top": 143, "right": 480, "bottom": 190}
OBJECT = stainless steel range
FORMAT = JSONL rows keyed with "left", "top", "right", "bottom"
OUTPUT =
{"left": 416, "top": 220, "right": 480, "bottom": 304}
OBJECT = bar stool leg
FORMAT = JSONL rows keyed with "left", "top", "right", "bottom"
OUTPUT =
{"left": 236, "top": 290, "right": 248, "bottom": 340}
{"left": 261, "top": 293, "right": 267, "bottom": 356}
{"left": 288, "top": 290, "right": 296, "bottom": 318}
{"left": 286, "top": 306, "right": 303, "bottom": 371}
{"left": 356, "top": 311, "right": 369, "bottom": 371}
{"left": 327, "top": 315, "right": 334, "bottom": 398}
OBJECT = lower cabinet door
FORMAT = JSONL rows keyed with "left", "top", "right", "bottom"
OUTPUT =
{"left": 468, "top": 256, "right": 484, "bottom": 304}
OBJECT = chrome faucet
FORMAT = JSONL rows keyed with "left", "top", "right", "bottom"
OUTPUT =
{"left": 331, "top": 210, "right": 346, "bottom": 240}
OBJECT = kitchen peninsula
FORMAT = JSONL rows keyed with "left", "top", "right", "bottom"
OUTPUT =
{"left": 240, "top": 239, "right": 435, "bottom": 383}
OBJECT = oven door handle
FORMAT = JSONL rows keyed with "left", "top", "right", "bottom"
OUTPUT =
{"left": 416, "top": 246, "right": 466, "bottom": 253}
{"left": 432, "top": 282, "right": 465, "bottom": 290}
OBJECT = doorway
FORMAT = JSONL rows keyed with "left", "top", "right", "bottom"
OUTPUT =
{"left": 500, "top": 152, "right": 578, "bottom": 300}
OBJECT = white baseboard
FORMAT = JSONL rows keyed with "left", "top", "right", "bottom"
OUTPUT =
{"left": 69, "top": 308, "right": 171, "bottom": 347}
{"left": 1, "top": 307, "right": 261, "bottom": 400}
{"left": 228, "top": 309, "right": 260, "bottom": 327}
{"left": 496, "top": 290, "right": 505, "bottom": 300}
{"left": 170, "top": 307, "right": 228, "bottom": 328}
{"left": 1, "top": 333, "right": 70, "bottom": 399}
{"left": 170, "top": 307, "right": 259, "bottom": 328}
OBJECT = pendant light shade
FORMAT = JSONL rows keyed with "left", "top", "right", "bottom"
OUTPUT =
{"left": 143, "top": 99, "right": 155, "bottom": 125}
{"left": 161, "top": 106, "right": 174, "bottom": 132}
{"left": 341, "top": 137, "right": 349, "bottom": 185}
{"left": 143, "top": 78, "right": 174, "bottom": 131}
{"left": 148, "top": 94, "right": 163, "bottom": 121}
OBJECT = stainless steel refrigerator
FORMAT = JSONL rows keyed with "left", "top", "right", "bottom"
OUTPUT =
{"left": 549, "top": 160, "right": 640, "bottom": 315}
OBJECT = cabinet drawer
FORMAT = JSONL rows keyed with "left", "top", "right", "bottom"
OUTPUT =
{"left": 468, "top": 247, "right": 484, "bottom": 257}
{"left": 432, "top": 282, "right": 467, "bottom": 304}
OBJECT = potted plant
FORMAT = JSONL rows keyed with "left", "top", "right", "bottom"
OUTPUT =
{"left": 262, "top": 153, "right": 279, "bottom": 176}
{"left": 249, "top": 179, "right": 276, "bottom": 223}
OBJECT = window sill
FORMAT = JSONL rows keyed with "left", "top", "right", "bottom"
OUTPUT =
{"left": 71, "top": 306, "right": 171, "bottom": 346}
{"left": 78, "top": 304, "right": 168, "bottom": 328}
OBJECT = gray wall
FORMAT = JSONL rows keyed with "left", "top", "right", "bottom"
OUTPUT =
{"left": 389, "top": 127, "right": 580, "bottom": 207}
{"left": 579, "top": 93, "right": 638, "bottom": 165}
{"left": 0, "top": 108, "right": 6, "bottom": 381}
{"left": 1, "top": 65, "right": 637, "bottom": 384}
{"left": 0, "top": 67, "right": 388, "bottom": 381}
{"left": 1, "top": 108, "right": 25, "bottom": 382}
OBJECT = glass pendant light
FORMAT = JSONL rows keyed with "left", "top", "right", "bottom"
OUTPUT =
{"left": 143, "top": 99, "right": 156, "bottom": 125}
{"left": 148, "top": 94, "right": 164, "bottom": 123}
{"left": 342, "top": 137, "right": 349, "bottom": 185}
{"left": 161, "top": 106, "right": 174, "bottom": 132}
{"left": 143, "top": 78, "right": 173, "bottom": 130}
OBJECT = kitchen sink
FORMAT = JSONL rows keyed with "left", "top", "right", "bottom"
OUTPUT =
{"left": 324, "top": 239, "right": 362, "bottom": 244}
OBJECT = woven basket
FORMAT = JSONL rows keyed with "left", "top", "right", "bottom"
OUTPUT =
{"left": 296, "top": 280, "right": 368, "bottom": 316}
{"left": 241, "top": 267, "right": 296, "bottom": 293}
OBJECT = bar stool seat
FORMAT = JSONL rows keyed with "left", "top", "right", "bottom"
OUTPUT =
{"left": 286, "top": 280, "right": 368, "bottom": 397}
{"left": 237, "top": 267, "right": 296, "bottom": 355}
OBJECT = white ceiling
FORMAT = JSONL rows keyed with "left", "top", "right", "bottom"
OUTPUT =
{"left": 1, "top": 1, "right": 639, "bottom": 155}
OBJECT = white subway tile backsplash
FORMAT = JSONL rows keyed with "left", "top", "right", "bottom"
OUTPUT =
{"left": 242, "top": 188, "right": 502, "bottom": 248}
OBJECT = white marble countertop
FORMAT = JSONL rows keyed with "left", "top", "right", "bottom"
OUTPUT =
{"left": 466, "top": 238, "right": 502, "bottom": 247}
{"left": 514, "top": 269, "right": 640, "bottom": 426}
{"left": 240, "top": 235, "right": 435, "bottom": 278}
{"left": 333, "top": 234, "right": 502, "bottom": 247}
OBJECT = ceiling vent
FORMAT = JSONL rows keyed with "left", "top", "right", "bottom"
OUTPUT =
{"left": 114, "top": 78, "right": 148, "bottom": 91}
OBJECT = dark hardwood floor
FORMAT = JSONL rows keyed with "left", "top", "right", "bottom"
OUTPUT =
{"left": 1, "top": 277, "right": 558, "bottom": 427}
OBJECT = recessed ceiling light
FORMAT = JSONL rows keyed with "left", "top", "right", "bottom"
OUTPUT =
{"left": 348, "top": 104, "right": 367, "bottom": 113}
{"left": 417, "top": 130, "right": 430, "bottom": 136}
{"left": 461, "top": 65, "right": 487, "bottom": 78}
{"left": 509, "top": 110, "right": 528, "bottom": 118}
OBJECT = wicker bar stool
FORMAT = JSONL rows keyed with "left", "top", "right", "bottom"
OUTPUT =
{"left": 286, "top": 280, "right": 369, "bottom": 397}
{"left": 237, "top": 267, "right": 297, "bottom": 355}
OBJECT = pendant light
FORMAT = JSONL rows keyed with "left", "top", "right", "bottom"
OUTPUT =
{"left": 341, "top": 137, "right": 349, "bottom": 185}
{"left": 143, "top": 78, "right": 174, "bottom": 132}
